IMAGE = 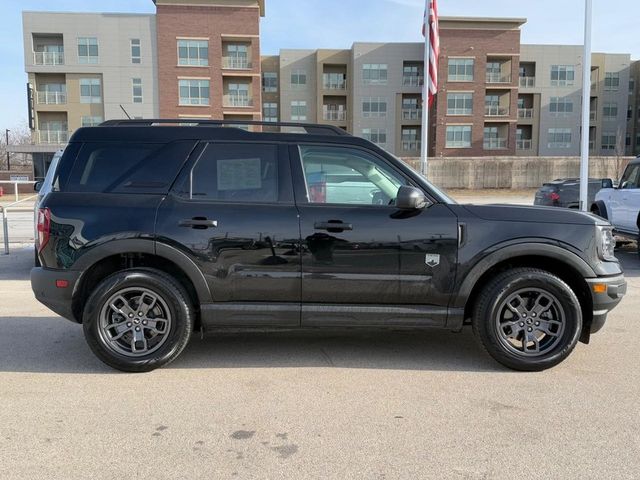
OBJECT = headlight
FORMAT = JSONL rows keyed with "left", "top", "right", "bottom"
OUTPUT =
{"left": 597, "top": 226, "right": 616, "bottom": 261}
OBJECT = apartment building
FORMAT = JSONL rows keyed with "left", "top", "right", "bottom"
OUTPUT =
{"left": 627, "top": 60, "right": 640, "bottom": 155}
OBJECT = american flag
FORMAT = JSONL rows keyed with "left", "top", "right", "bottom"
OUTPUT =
{"left": 422, "top": 0, "right": 439, "bottom": 107}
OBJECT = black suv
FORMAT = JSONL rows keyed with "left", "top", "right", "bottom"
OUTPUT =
{"left": 31, "top": 120, "right": 627, "bottom": 372}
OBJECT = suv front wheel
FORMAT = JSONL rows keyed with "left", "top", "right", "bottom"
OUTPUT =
{"left": 83, "top": 268, "right": 194, "bottom": 372}
{"left": 472, "top": 268, "right": 582, "bottom": 371}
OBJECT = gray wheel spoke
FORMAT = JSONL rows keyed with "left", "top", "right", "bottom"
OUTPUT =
{"left": 108, "top": 322, "right": 132, "bottom": 341}
{"left": 536, "top": 319, "right": 562, "bottom": 337}
{"left": 131, "top": 328, "right": 148, "bottom": 353}
{"left": 523, "top": 331, "right": 540, "bottom": 353}
{"left": 501, "top": 320, "right": 523, "bottom": 339}
{"left": 138, "top": 292, "right": 158, "bottom": 316}
{"left": 506, "top": 295, "right": 528, "bottom": 318}
{"left": 144, "top": 318, "right": 168, "bottom": 335}
{"left": 109, "top": 295, "right": 135, "bottom": 317}
{"left": 530, "top": 293, "right": 553, "bottom": 317}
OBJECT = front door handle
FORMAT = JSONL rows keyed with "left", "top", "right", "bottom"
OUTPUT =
{"left": 179, "top": 217, "right": 218, "bottom": 229}
{"left": 314, "top": 221, "right": 353, "bottom": 232}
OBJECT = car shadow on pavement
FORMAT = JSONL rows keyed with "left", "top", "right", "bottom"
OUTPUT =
{"left": 0, "top": 246, "right": 34, "bottom": 281}
{"left": 0, "top": 315, "right": 503, "bottom": 374}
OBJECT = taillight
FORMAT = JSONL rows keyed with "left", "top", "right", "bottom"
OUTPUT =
{"left": 549, "top": 192, "right": 560, "bottom": 202}
{"left": 37, "top": 208, "right": 51, "bottom": 253}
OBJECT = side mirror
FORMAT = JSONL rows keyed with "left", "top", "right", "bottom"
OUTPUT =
{"left": 34, "top": 181, "right": 43, "bottom": 192}
{"left": 601, "top": 178, "right": 613, "bottom": 189}
{"left": 396, "top": 185, "right": 430, "bottom": 210}
{"left": 621, "top": 181, "right": 631, "bottom": 190}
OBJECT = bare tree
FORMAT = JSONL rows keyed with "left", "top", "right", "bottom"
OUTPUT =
{"left": 613, "top": 125, "right": 630, "bottom": 180}
{"left": 0, "top": 122, "right": 32, "bottom": 170}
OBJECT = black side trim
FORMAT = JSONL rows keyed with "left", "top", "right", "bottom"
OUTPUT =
{"left": 201, "top": 303, "right": 300, "bottom": 329}
{"left": 301, "top": 304, "right": 448, "bottom": 328}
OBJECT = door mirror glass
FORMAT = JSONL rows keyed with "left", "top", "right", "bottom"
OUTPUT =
{"left": 601, "top": 178, "right": 613, "bottom": 189}
{"left": 34, "top": 181, "right": 43, "bottom": 192}
{"left": 395, "top": 185, "right": 429, "bottom": 210}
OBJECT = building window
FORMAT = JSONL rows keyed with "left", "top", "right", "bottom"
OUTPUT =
{"left": 78, "top": 37, "right": 98, "bottom": 64}
{"left": 636, "top": 134, "right": 640, "bottom": 151}
{"left": 263, "top": 102, "right": 278, "bottom": 122}
{"left": 630, "top": 79, "right": 635, "bottom": 94}
{"left": 362, "top": 128, "right": 387, "bottom": 146}
{"left": 179, "top": 79, "right": 210, "bottom": 105}
{"left": 447, "top": 93, "right": 473, "bottom": 115}
{"left": 291, "top": 100, "right": 307, "bottom": 121}
{"left": 291, "top": 69, "right": 307, "bottom": 87}
{"left": 402, "top": 64, "right": 423, "bottom": 86}
{"left": 547, "top": 128, "right": 572, "bottom": 148}
{"left": 262, "top": 72, "right": 278, "bottom": 92}
{"left": 226, "top": 82, "right": 250, "bottom": 106}
{"left": 603, "top": 102, "right": 618, "bottom": 120}
{"left": 483, "top": 126, "right": 506, "bottom": 149}
{"left": 81, "top": 116, "right": 103, "bottom": 127}
{"left": 550, "top": 65, "right": 575, "bottom": 86}
{"left": 549, "top": 96, "right": 574, "bottom": 116}
{"left": 401, "top": 128, "right": 420, "bottom": 151}
{"left": 601, "top": 133, "right": 618, "bottom": 151}
{"left": 225, "top": 44, "right": 249, "bottom": 69}
{"left": 448, "top": 58, "right": 474, "bottom": 82}
{"left": 130, "top": 39, "right": 141, "bottom": 64}
{"left": 626, "top": 134, "right": 632, "bottom": 147}
{"left": 79, "top": 78, "right": 101, "bottom": 103}
{"left": 132, "top": 78, "right": 143, "bottom": 103}
{"left": 628, "top": 105, "right": 634, "bottom": 120}
{"left": 446, "top": 125, "right": 472, "bottom": 148}
{"left": 362, "top": 64, "right": 388, "bottom": 85}
{"left": 604, "top": 72, "right": 620, "bottom": 91}
{"left": 177, "top": 39, "right": 208, "bottom": 66}
{"left": 362, "top": 97, "right": 387, "bottom": 118}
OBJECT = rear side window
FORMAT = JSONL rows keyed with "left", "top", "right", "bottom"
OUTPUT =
{"left": 62, "top": 141, "right": 196, "bottom": 193}
{"left": 181, "top": 143, "right": 292, "bottom": 203}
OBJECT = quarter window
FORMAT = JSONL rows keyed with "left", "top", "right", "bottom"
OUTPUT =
{"left": 177, "top": 39, "right": 209, "bottom": 66}
{"left": 78, "top": 37, "right": 98, "bottom": 64}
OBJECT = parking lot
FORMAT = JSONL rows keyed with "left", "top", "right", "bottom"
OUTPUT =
{"left": 0, "top": 232, "right": 639, "bottom": 479}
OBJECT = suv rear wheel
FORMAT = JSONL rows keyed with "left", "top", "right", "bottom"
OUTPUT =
{"left": 472, "top": 268, "right": 582, "bottom": 371}
{"left": 83, "top": 268, "right": 194, "bottom": 372}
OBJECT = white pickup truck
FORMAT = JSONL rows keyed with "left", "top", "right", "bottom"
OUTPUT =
{"left": 592, "top": 157, "right": 640, "bottom": 257}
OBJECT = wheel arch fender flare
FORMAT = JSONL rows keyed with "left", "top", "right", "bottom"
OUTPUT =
{"left": 591, "top": 200, "right": 609, "bottom": 220}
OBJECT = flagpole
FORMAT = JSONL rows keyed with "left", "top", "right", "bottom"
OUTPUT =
{"left": 420, "top": 0, "right": 430, "bottom": 177}
{"left": 579, "top": 0, "right": 593, "bottom": 211}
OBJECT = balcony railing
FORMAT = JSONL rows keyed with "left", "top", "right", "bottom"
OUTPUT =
{"left": 485, "top": 106, "right": 509, "bottom": 117}
{"left": 402, "top": 75, "right": 424, "bottom": 87}
{"left": 487, "top": 72, "right": 512, "bottom": 84}
{"left": 519, "top": 76, "right": 535, "bottom": 88}
{"left": 36, "top": 91, "right": 67, "bottom": 105}
{"left": 322, "top": 76, "right": 347, "bottom": 90}
{"left": 402, "top": 140, "right": 421, "bottom": 151}
{"left": 33, "top": 51, "right": 64, "bottom": 65}
{"left": 516, "top": 139, "right": 532, "bottom": 150}
{"left": 484, "top": 138, "right": 508, "bottom": 149}
{"left": 402, "top": 108, "right": 422, "bottom": 120}
{"left": 517, "top": 108, "right": 533, "bottom": 119}
{"left": 37, "top": 130, "right": 69, "bottom": 144}
{"left": 222, "top": 57, "right": 252, "bottom": 69}
{"left": 223, "top": 95, "right": 253, "bottom": 107}
{"left": 322, "top": 110, "right": 347, "bottom": 121}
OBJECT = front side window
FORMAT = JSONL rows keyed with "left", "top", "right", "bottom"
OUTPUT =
{"left": 78, "top": 37, "right": 98, "bottom": 64}
{"left": 551, "top": 65, "right": 575, "bottom": 86}
{"left": 178, "top": 39, "right": 208, "bottom": 66}
{"left": 262, "top": 72, "right": 278, "bottom": 92}
{"left": 179, "top": 79, "right": 210, "bottom": 105}
{"left": 298, "top": 145, "right": 407, "bottom": 205}
{"left": 132, "top": 78, "right": 143, "bottom": 103}
{"left": 79, "top": 78, "right": 101, "bottom": 103}
{"left": 620, "top": 164, "right": 640, "bottom": 188}
{"left": 447, "top": 93, "right": 473, "bottom": 115}
{"left": 446, "top": 125, "right": 472, "bottom": 148}
{"left": 188, "top": 143, "right": 280, "bottom": 203}
{"left": 448, "top": 58, "right": 474, "bottom": 82}
{"left": 291, "top": 101, "right": 307, "bottom": 121}
{"left": 362, "top": 97, "right": 387, "bottom": 118}
{"left": 362, "top": 64, "right": 388, "bottom": 85}
{"left": 131, "top": 39, "right": 141, "bottom": 64}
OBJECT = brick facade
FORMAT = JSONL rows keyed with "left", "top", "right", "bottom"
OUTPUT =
{"left": 156, "top": 4, "right": 262, "bottom": 120}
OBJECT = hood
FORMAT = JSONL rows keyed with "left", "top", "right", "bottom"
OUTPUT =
{"left": 462, "top": 204, "right": 607, "bottom": 226}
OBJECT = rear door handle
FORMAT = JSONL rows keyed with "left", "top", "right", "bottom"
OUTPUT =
{"left": 179, "top": 217, "right": 218, "bottom": 229}
{"left": 314, "top": 221, "right": 353, "bottom": 232}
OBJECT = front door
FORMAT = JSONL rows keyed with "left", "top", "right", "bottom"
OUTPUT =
{"left": 155, "top": 142, "right": 301, "bottom": 327}
{"left": 291, "top": 143, "right": 458, "bottom": 327}
{"left": 618, "top": 163, "right": 640, "bottom": 233}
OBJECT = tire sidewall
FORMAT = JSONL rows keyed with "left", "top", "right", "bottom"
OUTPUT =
{"left": 83, "top": 269, "right": 193, "bottom": 372}
{"left": 477, "top": 271, "right": 582, "bottom": 371}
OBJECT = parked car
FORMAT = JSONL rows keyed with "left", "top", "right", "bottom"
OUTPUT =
{"left": 33, "top": 149, "right": 64, "bottom": 266}
{"left": 31, "top": 120, "right": 627, "bottom": 372}
{"left": 534, "top": 178, "right": 606, "bottom": 209}
{"left": 592, "top": 157, "right": 640, "bottom": 257}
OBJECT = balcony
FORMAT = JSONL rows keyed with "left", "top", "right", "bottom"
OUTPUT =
{"left": 519, "top": 76, "right": 535, "bottom": 88}
{"left": 402, "top": 140, "right": 421, "bottom": 151}
{"left": 222, "top": 57, "right": 252, "bottom": 69}
{"left": 322, "top": 110, "right": 347, "bottom": 121}
{"left": 483, "top": 138, "right": 507, "bottom": 149}
{"left": 487, "top": 73, "right": 512, "bottom": 84}
{"left": 33, "top": 51, "right": 64, "bottom": 66}
{"left": 517, "top": 108, "right": 533, "bottom": 119}
{"left": 37, "top": 130, "right": 69, "bottom": 144}
{"left": 402, "top": 108, "right": 422, "bottom": 120}
{"left": 36, "top": 91, "right": 67, "bottom": 105}
{"left": 402, "top": 75, "right": 424, "bottom": 87}
{"left": 223, "top": 95, "right": 253, "bottom": 107}
{"left": 516, "top": 139, "right": 532, "bottom": 150}
{"left": 322, "top": 74, "right": 346, "bottom": 90}
{"left": 485, "top": 106, "right": 510, "bottom": 117}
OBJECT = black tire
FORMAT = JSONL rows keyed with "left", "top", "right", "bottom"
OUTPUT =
{"left": 591, "top": 202, "right": 607, "bottom": 220}
{"left": 472, "top": 268, "right": 582, "bottom": 371}
{"left": 83, "top": 268, "right": 194, "bottom": 372}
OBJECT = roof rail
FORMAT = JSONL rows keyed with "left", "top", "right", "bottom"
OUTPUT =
{"left": 99, "top": 119, "right": 350, "bottom": 136}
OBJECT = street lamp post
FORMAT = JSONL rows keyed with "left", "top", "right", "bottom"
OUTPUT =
{"left": 4, "top": 129, "right": 10, "bottom": 171}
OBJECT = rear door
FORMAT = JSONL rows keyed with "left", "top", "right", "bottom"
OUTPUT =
{"left": 155, "top": 141, "right": 301, "bottom": 327}
{"left": 619, "top": 164, "right": 640, "bottom": 233}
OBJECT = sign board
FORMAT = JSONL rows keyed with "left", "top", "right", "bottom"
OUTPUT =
{"left": 9, "top": 175, "right": 29, "bottom": 182}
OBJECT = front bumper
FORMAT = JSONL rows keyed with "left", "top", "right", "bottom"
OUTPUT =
{"left": 586, "top": 274, "right": 627, "bottom": 333}
{"left": 31, "top": 267, "right": 81, "bottom": 323}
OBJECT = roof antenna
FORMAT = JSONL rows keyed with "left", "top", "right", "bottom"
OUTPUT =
{"left": 119, "top": 104, "right": 132, "bottom": 119}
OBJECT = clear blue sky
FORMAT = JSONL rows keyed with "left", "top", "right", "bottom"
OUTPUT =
{"left": 1, "top": 0, "right": 638, "bottom": 133}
